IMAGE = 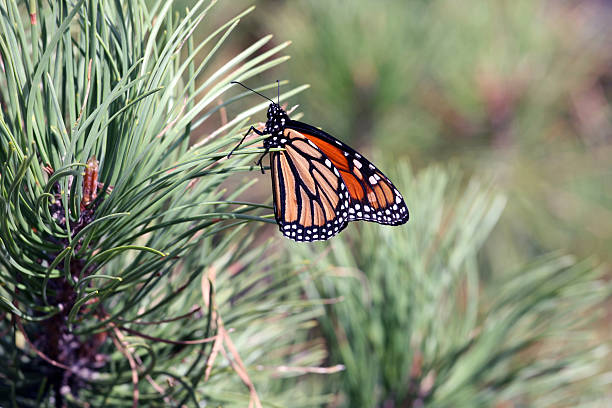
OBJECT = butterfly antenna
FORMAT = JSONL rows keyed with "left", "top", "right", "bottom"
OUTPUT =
{"left": 276, "top": 80, "right": 280, "bottom": 104}
{"left": 231, "top": 81, "right": 275, "bottom": 104}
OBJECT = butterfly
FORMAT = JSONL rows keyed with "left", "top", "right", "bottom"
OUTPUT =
{"left": 228, "top": 81, "right": 409, "bottom": 242}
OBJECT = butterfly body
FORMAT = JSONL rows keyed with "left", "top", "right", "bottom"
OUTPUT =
{"left": 229, "top": 84, "right": 409, "bottom": 242}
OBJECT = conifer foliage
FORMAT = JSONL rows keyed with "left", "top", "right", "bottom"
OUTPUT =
{"left": 0, "top": 1, "right": 317, "bottom": 406}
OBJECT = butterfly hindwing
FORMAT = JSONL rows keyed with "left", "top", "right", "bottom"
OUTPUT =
{"left": 286, "top": 121, "right": 409, "bottom": 226}
{"left": 270, "top": 129, "right": 351, "bottom": 242}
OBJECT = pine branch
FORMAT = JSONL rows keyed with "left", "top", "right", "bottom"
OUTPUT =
{"left": 0, "top": 1, "right": 327, "bottom": 406}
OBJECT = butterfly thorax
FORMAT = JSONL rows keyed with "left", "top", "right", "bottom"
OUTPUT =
{"left": 263, "top": 103, "right": 289, "bottom": 148}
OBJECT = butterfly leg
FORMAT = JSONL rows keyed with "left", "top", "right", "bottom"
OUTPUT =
{"left": 227, "top": 126, "right": 265, "bottom": 158}
{"left": 255, "top": 148, "right": 270, "bottom": 174}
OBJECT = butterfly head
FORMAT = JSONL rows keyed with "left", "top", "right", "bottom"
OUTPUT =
{"left": 265, "top": 103, "right": 289, "bottom": 136}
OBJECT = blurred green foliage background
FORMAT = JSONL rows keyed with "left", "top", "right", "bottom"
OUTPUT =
{"left": 187, "top": 0, "right": 612, "bottom": 405}
{"left": 161, "top": 0, "right": 612, "bottom": 405}
{"left": 182, "top": 0, "right": 612, "bottom": 266}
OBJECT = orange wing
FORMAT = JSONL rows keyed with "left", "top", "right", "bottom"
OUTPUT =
{"left": 286, "top": 122, "right": 409, "bottom": 226}
{"left": 271, "top": 129, "right": 351, "bottom": 241}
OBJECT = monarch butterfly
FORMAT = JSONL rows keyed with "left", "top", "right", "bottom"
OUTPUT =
{"left": 228, "top": 81, "right": 409, "bottom": 242}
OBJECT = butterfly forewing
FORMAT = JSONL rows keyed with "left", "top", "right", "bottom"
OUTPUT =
{"left": 286, "top": 121, "right": 409, "bottom": 226}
